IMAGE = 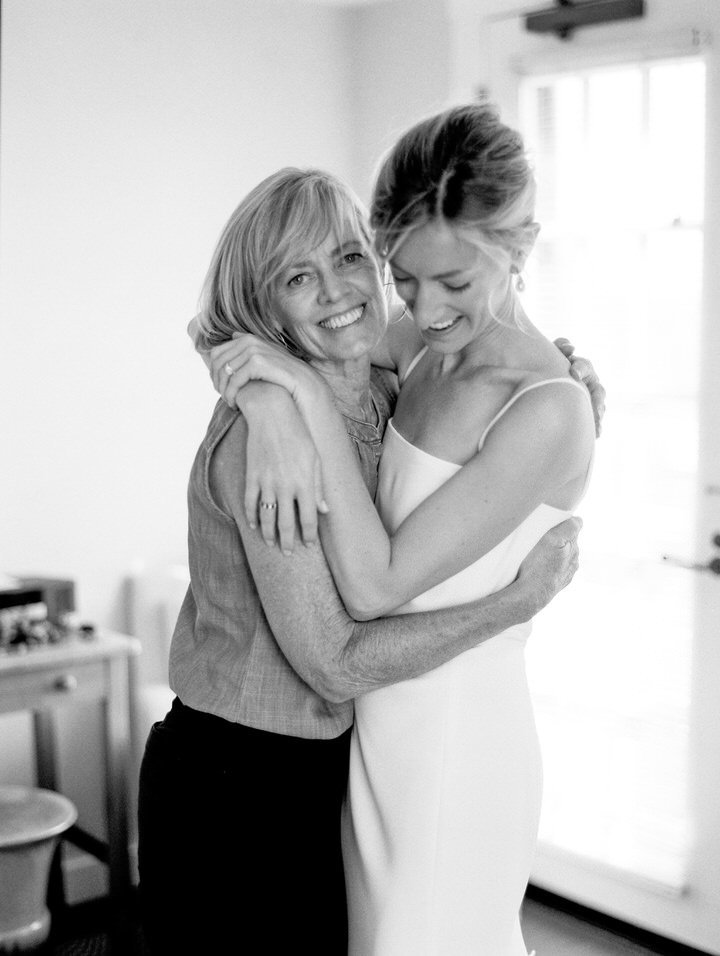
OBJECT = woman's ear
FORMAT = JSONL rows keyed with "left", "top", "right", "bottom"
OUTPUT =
{"left": 511, "top": 222, "right": 540, "bottom": 274}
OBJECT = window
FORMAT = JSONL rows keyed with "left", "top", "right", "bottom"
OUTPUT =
{"left": 518, "top": 58, "right": 705, "bottom": 890}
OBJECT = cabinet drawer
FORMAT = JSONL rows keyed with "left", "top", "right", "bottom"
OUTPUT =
{"left": 0, "top": 661, "right": 106, "bottom": 713}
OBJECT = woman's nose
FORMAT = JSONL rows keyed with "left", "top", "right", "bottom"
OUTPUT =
{"left": 317, "top": 269, "right": 348, "bottom": 304}
{"left": 412, "top": 285, "right": 443, "bottom": 329}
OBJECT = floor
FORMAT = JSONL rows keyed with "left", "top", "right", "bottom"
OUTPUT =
{"left": 521, "top": 897, "right": 675, "bottom": 956}
{"left": 43, "top": 892, "right": 703, "bottom": 956}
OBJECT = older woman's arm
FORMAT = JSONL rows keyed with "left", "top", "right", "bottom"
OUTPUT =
{"left": 200, "top": 331, "right": 604, "bottom": 554}
{"left": 202, "top": 335, "right": 593, "bottom": 618}
{"left": 213, "top": 413, "right": 581, "bottom": 701}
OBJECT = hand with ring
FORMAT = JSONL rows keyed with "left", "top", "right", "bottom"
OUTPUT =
{"left": 243, "top": 410, "right": 327, "bottom": 553}
{"left": 208, "top": 336, "right": 329, "bottom": 554}
{"left": 258, "top": 499, "right": 280, "bottom": 549}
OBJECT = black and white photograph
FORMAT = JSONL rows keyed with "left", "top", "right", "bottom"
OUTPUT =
{"left": 1, "top": 1, "right": 719, "bottom": 954}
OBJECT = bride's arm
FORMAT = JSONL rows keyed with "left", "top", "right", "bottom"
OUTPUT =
{"left": 202, "top": 333, "right": 595, "bottom": 619}
{"left": 302, "top": 380, "right": 596, "bottom": 619}
{"left": 198, "top": 322, "right": 604, "bottom": 559}
{"left": 204, "top": 334, "right": 330, "bottom": 552}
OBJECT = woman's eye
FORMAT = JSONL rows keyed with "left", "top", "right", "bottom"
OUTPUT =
{"left": 392, "top": 275, "right": 410, "bottom": 285}
{"left": 288, "top": 273, "right": 308, "bottom": 287}
{"left": 443, "top": 281, "right": 471, "bottom": 293}
{"left": 342, "top": 252, "right": 364, "bottom": 265}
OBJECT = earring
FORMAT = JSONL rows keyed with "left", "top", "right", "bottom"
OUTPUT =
{"left": 511, "top": 265, "right": 525, "bottom": 293}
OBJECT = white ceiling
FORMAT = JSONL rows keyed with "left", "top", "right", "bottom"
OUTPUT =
{"left": 306, "top": 0, "right": 384, "bottom": 5}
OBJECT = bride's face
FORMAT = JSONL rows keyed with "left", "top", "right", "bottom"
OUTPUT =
{"left": 389, "top": 220, "right": 511, "bottom": 353}
{"left": 272, "top": 226, "right": 388, "bottom": 364}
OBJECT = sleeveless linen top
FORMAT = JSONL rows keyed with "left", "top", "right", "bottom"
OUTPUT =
{"left": 169, "top": 366, "right": 397, "bottom": 739}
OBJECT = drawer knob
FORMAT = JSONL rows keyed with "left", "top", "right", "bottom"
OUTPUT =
{"left": 53, "top": 674, "right": 78, "bottom": 692}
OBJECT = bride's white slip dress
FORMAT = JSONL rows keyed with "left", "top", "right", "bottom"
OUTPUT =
{"left": 342, "top": 353, "right": 593, "bottom": 955}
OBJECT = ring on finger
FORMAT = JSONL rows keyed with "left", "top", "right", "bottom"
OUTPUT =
{"left": 224, "top": 362, "right": 234, "bottom": 376}
{"left": 260, "top": 500, "right": 278, "bottom": 511}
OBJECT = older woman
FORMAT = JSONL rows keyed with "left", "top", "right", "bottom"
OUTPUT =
{"left": 206, "top": 105, "right": 600, "bottom": 954}
{"left": 137, "top": 166, "right": 588, "bottom": 956}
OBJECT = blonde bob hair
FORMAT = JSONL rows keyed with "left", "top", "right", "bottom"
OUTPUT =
{"left": 196, "top": 167, "right": 375, "bottom": 357}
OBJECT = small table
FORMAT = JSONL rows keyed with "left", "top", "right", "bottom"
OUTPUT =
{"left": 0, "top": 631, "right": 140, "bottom": 951}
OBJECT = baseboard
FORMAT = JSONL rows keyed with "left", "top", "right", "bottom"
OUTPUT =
{"left": 526, "top": 884, "right": 714, "bottom": 956}
{"left": 62, "top": 841, "right": 139, "bottom": 905}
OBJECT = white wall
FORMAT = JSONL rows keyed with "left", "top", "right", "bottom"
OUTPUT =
{"left": 0, "top": 0, "right": 455, "bottom": 899}
{"left": 0, "top": 0, "right": 451, "bottom": 629}
{"left": 0, "top": 0, "right": 358, "bottom": 896}
{"left": 345, "top": 0, "right": 453, "bottom": 200}
{"left": 0, "top": 0, "right": 353, "bottom": 628}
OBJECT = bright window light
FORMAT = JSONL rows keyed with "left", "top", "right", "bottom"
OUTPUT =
{"left": 519, "top": 57, "right": 705, "bottom": 889}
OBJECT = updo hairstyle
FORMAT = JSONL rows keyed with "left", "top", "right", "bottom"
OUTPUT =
{"left": 196, "top": 167, "right": 375, "bottom": 357}
{"left": 371, "top": 104, "right": 539, "bottom": 324}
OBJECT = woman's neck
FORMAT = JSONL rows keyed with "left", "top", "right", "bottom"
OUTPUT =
{"left": 437, "top": 312, "right": 547, "bottom": 377}
{"left": 310, "top": 354, "right": 375, "bottom": 421}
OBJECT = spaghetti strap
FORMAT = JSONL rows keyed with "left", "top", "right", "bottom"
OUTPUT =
{"left": 477, "top": 377, "right": 591, "bottom": 451}
{"left": 400, "top": 347, "right": 428, "bottom": 385}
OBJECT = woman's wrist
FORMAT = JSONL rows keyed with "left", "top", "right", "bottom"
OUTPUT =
{"left": 237, "top": 382, "right": 293, "bottom": 421}
{"left": 293, "top": 370, "right": 334, "bottom": 420}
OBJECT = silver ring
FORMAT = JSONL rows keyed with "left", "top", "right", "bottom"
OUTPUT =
{"left": 224, "top": 362, "right": 234, "bottom": 376}
{"left": 260, "top": 501, "right": 277, "bottom": 511}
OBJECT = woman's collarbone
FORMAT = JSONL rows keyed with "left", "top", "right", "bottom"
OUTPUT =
{"left": 394, "top": 367, "right": 530, "bottom": 460}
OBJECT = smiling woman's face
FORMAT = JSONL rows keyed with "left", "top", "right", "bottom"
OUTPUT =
{"left": 389, "top": 219, "right": 513, "bottom": 354}
{"left": 272, "top": 227, "right": 388, "bottom": 364}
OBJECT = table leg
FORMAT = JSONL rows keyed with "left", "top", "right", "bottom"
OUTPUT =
{"left": 102, "top": 657, "right": 134, "bottom": 954}
{"left": 127, "top": 649, "right": 141, "bottom": 861}
{"left": 33, "top": 709, "right": 67, "bottom": 912}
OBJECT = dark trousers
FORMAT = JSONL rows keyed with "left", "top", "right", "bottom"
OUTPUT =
{"left": 138, "top": 698, "right": 352, "bottom": 955}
